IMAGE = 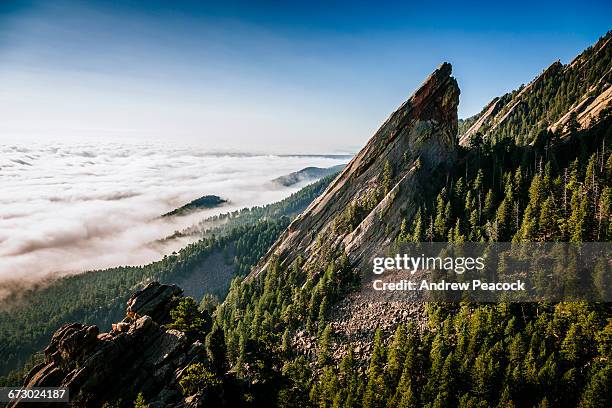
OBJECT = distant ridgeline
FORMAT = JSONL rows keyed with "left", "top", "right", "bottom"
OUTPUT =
{"left": 162, "top": 195, "right": 227, "bottom": 217}
{"left": 271, "top": 164, "right": 346, "bottom": 187}
{"left": 458, "top": 31, "right": 611, "bottom": 146}
{"left": 169, "top": 175, "right": 334, "bottom": 239}
{"left": 0, "top": 173, "right": 339, "bottom": 382}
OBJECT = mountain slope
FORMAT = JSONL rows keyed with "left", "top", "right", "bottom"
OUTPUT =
{"left": 215, "top": 41, "right": 611, "bottom": 407}
{"left": 271, "top": 164, "right": 346, "bottom": 187}
{"left": 253, "top": 62, "right": 459, "bottom": 278}
{"left": 459, "top": 31, "right": 611, "bottom": 146}
{"left": 0, "top": 175, "right": 338, "bottom": 380}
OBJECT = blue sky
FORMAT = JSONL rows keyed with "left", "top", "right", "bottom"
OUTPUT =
{"left": 0, "top": 0, "right": 610, "bottom": 153}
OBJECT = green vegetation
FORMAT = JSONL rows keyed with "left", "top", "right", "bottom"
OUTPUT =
{"left": 168, "top": 297, "right": 211, "bottom": 335}
{"left": 162, "top": 194, "right": 227, "bottom": 217}
{"left": 179, "top": 363, "right": 222, "bottom": 396}
{"left": 307, "top": 303, "right": 610, "bottom": 408}
{"left": 175, "top": 173, "right": 336, "bottom": 238}
{"left": 0, "top": 219, "right": 288, "bottom": 378}
{"left": 201, "top": 115, "right": 611, "bottom": 407}
{"left": 461, "top": 31, "right": 611, "bottom": 146}
{"left": 133, "top": 393, "right": 149, "bottom": 408}
{"left": 2, "top": 33, "right": 611, "bottom": 407}
{"left": 399, "top": 119, "right": 612, "bottom": 244}
{"left": 0, "top": 174, "right": 339, "bottom": 380}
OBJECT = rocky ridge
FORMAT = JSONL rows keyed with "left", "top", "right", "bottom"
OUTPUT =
{"left": 459, "top": 31, "right": 611, "bottom": 145}
{"left": 248, "top": 62, "right": 460, "bottom": 359}
{"left": 252, "top": 62, "right": 460, "bottom": 278}
{"left": 12, "top": 282, "right": 203, "bottom": 408}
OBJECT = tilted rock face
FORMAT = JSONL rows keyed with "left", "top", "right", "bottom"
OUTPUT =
{"left": 12, "top": 283, "right": 203, "bottom": 408}
{"left": 459, "top": 31, "right": 611, "bottom": 145}
{"left": 458, "top": 97, "right": 503, "bottom": 145}
{"left": 247, "top": 63, "right": 460, "bottom": 360}
{"left": 252, "top": 62, "right": 459, "bottom": 277}
{"left": 549, "top": 84, "right": 612, "bottom": 135}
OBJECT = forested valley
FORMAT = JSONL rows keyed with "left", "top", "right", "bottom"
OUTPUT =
{"left": 0, "top": 174, "right": 337, "bottom": 383}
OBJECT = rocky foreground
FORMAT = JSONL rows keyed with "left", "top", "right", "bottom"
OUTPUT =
{"left": 12, "top": 282, "right": 207, "bottom": 408}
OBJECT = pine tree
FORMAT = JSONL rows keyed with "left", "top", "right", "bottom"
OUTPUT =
{"left": 398, "top": 218, "right": 409, "bottom": 242}
{"left": 168, "top": 297, "right": 209, "bottom": 335}
{"left": 363, "top": 329, "right": 387, "bottom": 408}
{"left": 396, "top": 383, "right": 417, "bottom": 408}
{"left": 538, "top": 197, "right": 557, "bottom": 240}
{"left": 318, "top": 324, "right": 333, "bottom": 366}
{"left": 578, "top": 363, "right": 611, "bottom": 408}
{"left": 597, "top": 187, "right": 611, "bottom": 240}
{"left": 281, "top": 328, "right": 291, "bottom": 354}
{"left": 206, "top": 322, "right": 227, "bottom": 375}
{"left": 318, "top": 296, "right": 330, "bottom": 337}
{"left": 452, "top": 218, "right": 465, "bottom": 242}
{"left": 386, "top": 325, "right": 406, "bottom": 387}
{"left": 411, "top": 208, "right": 424, "bottom": 242}
{"left": 569, "top": 190, "right": 593, "bottom": 242}
{"left": 496, "top": 197, "right": 512, "bottom": 240}
{"left": 484, "top": 189, "right": 495, "bottom": 219}
{"left": 434, "top": 193, "right": 451, "bottom": 240}
{"left": 565, "top": 111, "right": 580, "bottom": 134}
{"left": 134, "top": 393, "right": 150, "bottom": 408}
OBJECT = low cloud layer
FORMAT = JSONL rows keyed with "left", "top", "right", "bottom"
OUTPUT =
{"left": 0, "top": 141, "right": 346, "bottom": 296}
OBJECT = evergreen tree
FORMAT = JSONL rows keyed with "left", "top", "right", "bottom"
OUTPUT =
{"left": 386, "top": 325, "right": 406, "bottom": 387}
{"left": 206, "top": 322, "right": 227, "bottom": 375}
{"left": 168, "top": 297, "right": 210, "bottom": 335}
{"left": 565, "top": 111, "right": 580, "bottom": 134}
{"left": 318, "top": 324, "right": 333, "bottom": 366}
{"left": 134, "top": 393, "right": 149, "bottom": 408}
{"left": 412, "top": 208, "right": 424, "bottom": 242}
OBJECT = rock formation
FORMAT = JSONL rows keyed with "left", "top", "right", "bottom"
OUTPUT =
{"left": 458, "top": 31, "right": 611, "bottom": 145}
{"left": 14, "top": 62, "right": 463, "bottom": 405}
{"left": 246, "top": 62, "right": 460, "bottom": 359}
{"left": 549, "top": 84, "right": 612, "bottom": 135}
{"left": 252, "top": 62, "right": 460, "bottom": 278}
{"left": 12, "top": 283, "right": 203, "bottom": 408}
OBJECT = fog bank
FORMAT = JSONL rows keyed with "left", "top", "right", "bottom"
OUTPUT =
{"left": 0, "top": 141, "right": 347, "bottom": 295}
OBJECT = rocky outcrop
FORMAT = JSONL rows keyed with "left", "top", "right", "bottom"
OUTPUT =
{"left": 549, "top": 82, "right": 612, "bottom": 135}
{"left": 252, "top": 62, "right": 460, "bottom": 278}
{"left": 459, "top": 31, "right": 612, "bottom": 144}
{"left": 246, "top": 63, "right": 460, "bottom": 364}
{"left": 126, "top": 281, "right": 182, "bottom": 324}
{"left": 292, "top": 295, "right": 425, "bottom": 365}
{"left": 12, "top": 283, "right": 203, "bottom": 408}
{"left": 458, "top": 97, "right": 503, "bottom": 145}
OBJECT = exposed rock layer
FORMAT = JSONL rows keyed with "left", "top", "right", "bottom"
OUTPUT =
{"left": 12, "top": 283, "right": 201, "bottom": 408}
{"left": 252, "top": 62, "right": 460, "bottom": 277}
{"left": 248, "top": 63, "right": 461, "bottom": 359}
{"left": 459, "top": 32, "right": 611, "bottom": 145}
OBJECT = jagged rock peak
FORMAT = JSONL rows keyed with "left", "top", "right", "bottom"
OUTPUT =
{"left": 384, "top": 62, "right": 459, "bottom": 142}
{"left": 127, "top": 281, "right": 183, "bottom": 324}
{"left": 13, "top": 282, "right": 200, "bottom": 408}
{"left": 251, "top": 62, "right": 460, "bottom": 277}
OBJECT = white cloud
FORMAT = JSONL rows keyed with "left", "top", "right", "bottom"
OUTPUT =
{"left": 0, "top": 140, "right": 346, "bottom": 294}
